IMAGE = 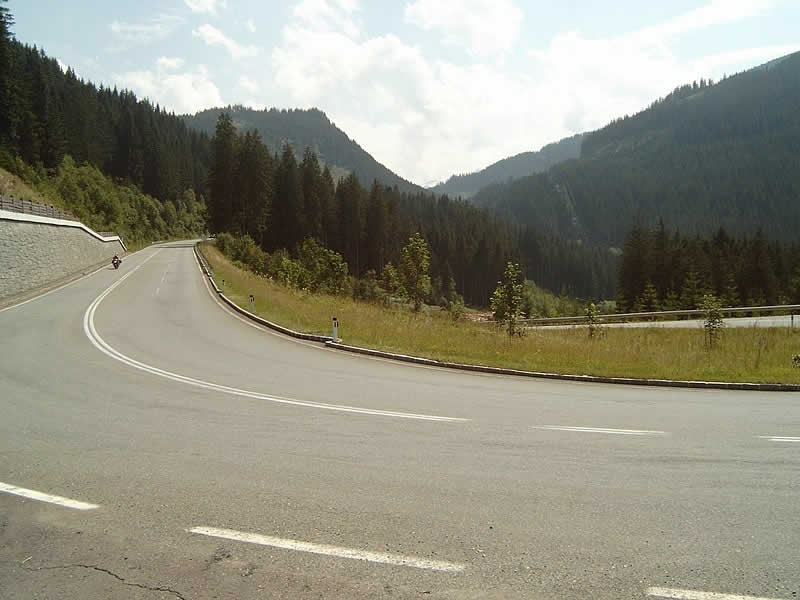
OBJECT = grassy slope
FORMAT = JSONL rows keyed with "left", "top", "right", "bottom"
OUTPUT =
{"left": 201, "top": 242, "right": 800, "bottom": 384}
{"left": 0, "top": 168, "right": 58, "bottom": 207}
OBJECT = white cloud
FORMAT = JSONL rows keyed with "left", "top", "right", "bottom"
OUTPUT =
{"left": 404, "top": 0, "right": 522, "bottom": 58}
{"left": 292, "top": 0, "right": 361, "bottom": 39}
{"left": 239, "top": 75, "right": 259, "bottom": 93}
{"left": 245, "top": 18, "right": 256, "bottom": 33}
{"left": 192, "top": 24, "right": 260, "bottom": 58}
{"left": 110, "top": 14, "right": 182, "bottom": 44}
{"left": 634, "top": 0, "right": 774, "bottom": 40}
{"left": 273, "top": 3, "right": 529, "bottom": 183}
{"left": 528, "top": 0, "right": 791, "bottom": 135}
{"left": 156, "top": 56, "right": 185, "bottom": 71}
{"left": 272, "top": 0, "right": 788, "bottom": 185}
{"left": 114, "top": 61, "right": 223, "bottom": 114}
{"left": 184, "top": 0, "right": 227, "bottom": 15}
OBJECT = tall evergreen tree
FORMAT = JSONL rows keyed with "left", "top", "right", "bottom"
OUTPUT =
{"left": 208, "top": 112, "right": 237, "bottom": 233}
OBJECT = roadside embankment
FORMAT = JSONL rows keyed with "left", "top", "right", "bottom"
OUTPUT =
{"left": 0, "top": 207, "right": 126, "bottom": 304}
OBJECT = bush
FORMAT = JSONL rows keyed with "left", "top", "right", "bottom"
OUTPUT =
{"left": 297, "top": 238, "right": 348, "bottom": 294}
{"left": 793, "top": 354, "right": 800, "bottom": 368}
{"left": 446, "top": 299, "right": 466, "bottom": 322}
{"left": 214, "top": 232, "right": 235, "bottom": 256}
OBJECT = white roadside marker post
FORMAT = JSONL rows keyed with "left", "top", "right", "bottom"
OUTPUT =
{"left": 249, "top": 294, "right": 255, "bottom": 312}
{"left": 332, "top": 316, "right": 338, "bottom": 342}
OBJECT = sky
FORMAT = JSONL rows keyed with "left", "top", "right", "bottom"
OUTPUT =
{"left": 10, "top": 0, "right": 800, "bottom": 186}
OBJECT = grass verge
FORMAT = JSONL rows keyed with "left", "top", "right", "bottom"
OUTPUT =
{"left": 200, "top": 242, "right": 800, "bottom": 385}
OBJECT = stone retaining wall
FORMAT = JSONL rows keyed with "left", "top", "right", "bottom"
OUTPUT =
{"left": 0, "top": 212, "right": 126, "bottom": 301}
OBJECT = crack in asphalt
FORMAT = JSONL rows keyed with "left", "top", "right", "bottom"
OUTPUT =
{"left": 22, "top": 562, "right": 186, "bottom": 599}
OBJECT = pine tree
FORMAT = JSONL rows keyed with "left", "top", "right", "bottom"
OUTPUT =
{"left": 640, "top": 281, "right": 660, "bottom": 312}
{"left": 366, "top": 181, "right": 388, "bottom": 273}
{"left": 208, "top": 112, "right": 237, "bottom": 233}
{"left": 722, "top": 271, "right": 740, "bottom": 307}
{"left": 0, "top": 0, "right": 13, "bottom": 146}
{"left": 680, "top": 270, "right": 703, "bottom": 309}
{"left": 272, "top": 144, "right": 304, "bottom": 251}
{"left": 233, "top": 130, "right": 272, "bottom": 242}
{"left": 300, "top": 148, "right": 322, "bottom": 240}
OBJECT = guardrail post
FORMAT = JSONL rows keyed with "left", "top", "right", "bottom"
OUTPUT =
{"left": 332, "top": 317, "right": 339, "bottom": 341}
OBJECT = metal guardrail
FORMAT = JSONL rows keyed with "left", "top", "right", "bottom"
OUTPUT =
{"left": 0, "top": 195, "right": 77, "bottom": 221}
{"left": 523, "top": 304, "right": 800, "bottom": 326}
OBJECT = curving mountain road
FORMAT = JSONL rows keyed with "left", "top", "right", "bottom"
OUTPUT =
{"left": 1, "top": 242, "right": 799, "bottom": 600}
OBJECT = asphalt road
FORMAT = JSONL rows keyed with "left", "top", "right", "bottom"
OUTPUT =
{"left": 1, "top": 242, "right": 799, "bottom": 600}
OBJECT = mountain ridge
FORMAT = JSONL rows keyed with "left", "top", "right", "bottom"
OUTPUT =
{"left": 471, "top": 50, "right": 800, "bottom": 247}
{"left": 429, "top": 134, "right": 584, "bottom": 198}
{"left": 182, "top": 106, "right": 423, "bottom": 194}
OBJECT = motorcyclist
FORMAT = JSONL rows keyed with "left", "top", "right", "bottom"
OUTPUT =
{"left": 112, "top": 254, "right": 121, "bottom": 268}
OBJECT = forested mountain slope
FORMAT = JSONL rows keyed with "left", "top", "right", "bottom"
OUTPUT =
{"left": 0, "top": 1, "right": 616, "bottom": 301}
{"left": 473, "top": 51, "right": 800, "bottom": 247}
{"left": 430, "top": 134, "right": 582, "bottom": 199}
{"left": 0, "top": 10, "right": 211, "bottom": 243}
{"left": 183, "top": 106, "right": 422, "bottom": 193}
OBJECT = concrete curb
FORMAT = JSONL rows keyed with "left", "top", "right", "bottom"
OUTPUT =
{"left": 194, "top": 243, "right": 333, "bottom": 343}
{"left": 323, "top": 342, "right": 800, "bottom": 392}
{"left": 194, "top": 243, "right": 800, "bottom": 393}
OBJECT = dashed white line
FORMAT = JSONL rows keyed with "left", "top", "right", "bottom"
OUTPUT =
{"left": 187, "top": 526, "right": 466, "bottom": 573}
{"left": 0, "top": 481, "right": 99, "bottom": 510}
{"left": 532, "top": 425, "right": 666, "bottom": 436}
{"left": 647, "top": 586, "right": 786, "bottom": 600}
{"left": 757, "top": 436, "right": 800, "bottom": 443}
{"left": 83, "top": 254, "right": 467, "bottom": 423}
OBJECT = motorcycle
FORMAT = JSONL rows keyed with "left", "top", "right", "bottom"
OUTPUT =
{"left": 112, "top": 256, "right": 121, "bottom": 269}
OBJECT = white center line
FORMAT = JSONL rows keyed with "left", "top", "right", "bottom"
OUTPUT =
{"left": 83, "top": 252, "right": 466, "bottom": 423}
{"left": 532, "top": 425, "right": 666, "bottom": 436}
{"left": 0, "top": 481, "right": 99, "bottom": 510}
{"left": 188, "top": 526, "right": 466, "bottom": 573}
{"left": 758, "top": 436, "right": 800, "bottom": 443}
{"left": 647, "top": 586, "right": 786, "bottom": 600}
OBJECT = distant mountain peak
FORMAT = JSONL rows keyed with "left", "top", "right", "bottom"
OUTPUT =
{"left": 430, "top": 134, "right": 583, "bottom": 199}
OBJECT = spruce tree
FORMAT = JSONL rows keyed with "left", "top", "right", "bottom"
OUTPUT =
{"left": 208, "top": 112, "right": 237, "bottom": 233}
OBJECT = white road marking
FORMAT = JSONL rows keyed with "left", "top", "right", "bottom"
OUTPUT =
{"left": 0, "top": 481, "right": 99, "bottom": 510}
{"left": 758, "top": 436, "right": 800, "bottom": 443}
{"left": 532, "top": 425, "right": 666, "bottom": 436}
{"left": 647, "top": 586, "right": 786, "bottom": 600}
{"left": 188, "top": 526, "right": 466, "bottom": 573}
{"left": 0, "top": 264, "right": 108, "bottom": 313}
{"left": 83, "top": 255, "right": 467, "bottom": 423}
{"left": 0, "top": 243, "right": 159, "bottom": 314}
